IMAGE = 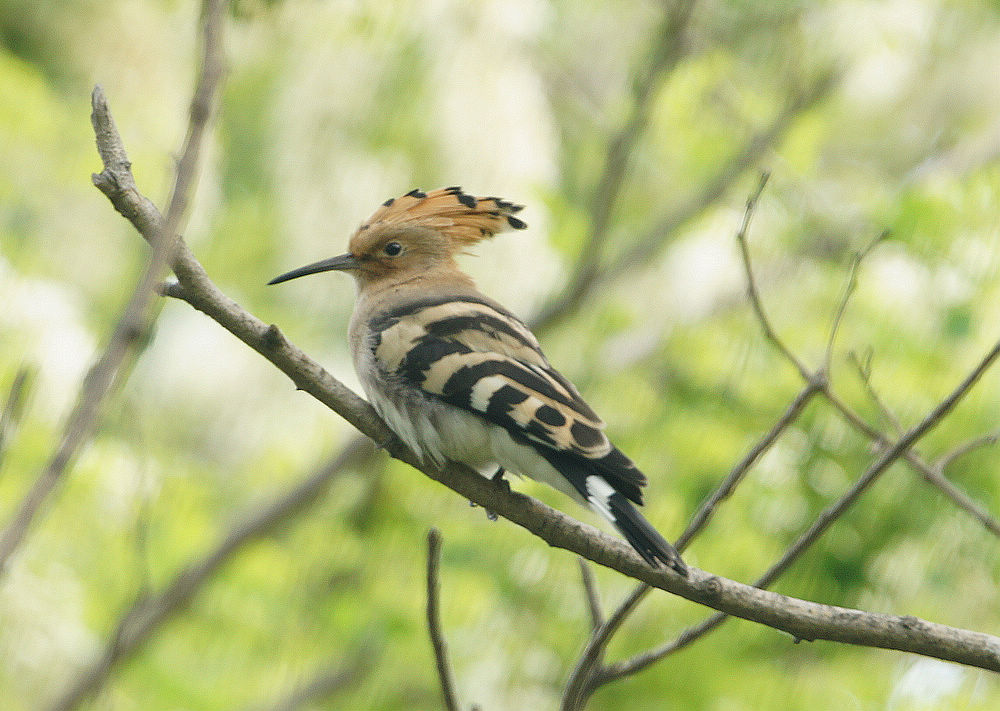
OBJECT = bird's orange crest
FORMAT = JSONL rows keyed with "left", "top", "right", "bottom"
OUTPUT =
{"left": 355, "top": 187, "right": 527, "bottom": 248}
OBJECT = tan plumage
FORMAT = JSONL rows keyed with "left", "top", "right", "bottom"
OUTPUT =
{"left": 269, "top": 187, "right": 686, "bottom": 573}
{"left": 355, "top": 187, "right": 526, "bottom": 251}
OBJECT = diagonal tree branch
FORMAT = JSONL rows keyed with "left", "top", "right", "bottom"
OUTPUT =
{"left": 256, "top": 657, "right": 368, "bottom": 711}
{"left": 676, "top": 379, "right": 824, "bottom": 552}
{"left": 0, "top": 0, "right": 227, "bottom": 575}
{"left": 548, "top": 0, "right": 697, "bottom": 324}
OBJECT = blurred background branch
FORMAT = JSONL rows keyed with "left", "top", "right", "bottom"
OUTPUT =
{"left": 0, "top": 0, "right": 226, "bottom": 574}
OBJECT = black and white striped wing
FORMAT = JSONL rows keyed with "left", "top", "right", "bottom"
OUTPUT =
{"left": 368, "top": 295, "right": 647, "bottom": 504}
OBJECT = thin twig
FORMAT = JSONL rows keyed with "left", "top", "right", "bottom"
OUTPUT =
{"left": 823, "top": 231, "right": 888, "bottom": 373}
{"left": 578, "top": 558, "right": 604, "bottom": 631}
{"left": 601, "top": 71, "right": 841, "bottom": 286}
{"left": 562, "top": 583, "right": 653, "bottom": 711}
{"left": 565, "top": 2, "right": 696, "bottom": 294}
{"left": 735, "top": 171, "right": 814, "bottom": 381}
{"left": 675, "top": 379, "right": 824, "bottom": 552}
{"left": 0, "top": 0, "right": 227, "bottom": 575}
{"left": 426, "top": 529, "right": 461, "bottom": 711}
{"left": 925, "top": 433, "right": 1000, "bottom": 537}
{"left": 849, "top": 350, "right": 905, "bottom": 435}
{"left": 935, "top": 431, "right": 1000, "bottom": 473}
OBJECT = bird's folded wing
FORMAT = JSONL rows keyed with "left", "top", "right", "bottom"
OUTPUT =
{"left": 368, "top": 295, "right": 647, "bottom": 495}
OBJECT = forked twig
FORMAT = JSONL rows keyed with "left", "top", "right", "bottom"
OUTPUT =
{"left": 735, "top": 172, "right": 812, "bottom": 381}
{"left": 578, "top": 559, "right": 604, "bottom": 631}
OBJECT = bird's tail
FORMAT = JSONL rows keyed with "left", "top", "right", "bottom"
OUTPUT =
{"left": 573, "top": 468, "right": 687, "bottom": 575}
{"left": 602, "top": 491, "right": 687, "bottom": 575}
{"left": 533, "top": 448, "right": 687, "bottom": 575}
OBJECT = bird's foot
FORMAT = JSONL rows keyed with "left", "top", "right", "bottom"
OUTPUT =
{"left": 491, "top": 467, "right": 511, "bottom": 494}
{"left": 467, "top": 468, "right": 508, "bottom": 521}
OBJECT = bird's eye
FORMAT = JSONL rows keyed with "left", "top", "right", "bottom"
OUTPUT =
{"left": 383, "top": 241, "right": 403, "bottom": 256}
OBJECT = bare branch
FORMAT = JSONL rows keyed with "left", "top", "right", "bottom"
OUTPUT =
{"left": 562, "top": 583, "right": 652, "bottom": 710}
{"left": 605, "top": 72, "right": 840, "bottom": 284}
{"left": 599, "top": 610, "right": 727, "bottom": 684}
{"left": 534, "top": 70, "right": 839, "bottom": 334}
{"left": 927, "top": 434, "right": 1000, "bottom": 537}
{"left": 849, "top": 350, "right": 905, "bottom": 435}
{"left": 824, "top": 231, "right": 888, "bottom": 372}
{"left": 577, "top": 558, "right": 604, "bottom": 631}
{"left": 552, "top": 1, "right": 697, "bottom": 321}
{"left": 0, "top": 0, "right": 227, "bottom": 574}
{"left": 735, "top": 171, "right": 815, "bottom": 381}
{"left": 676, "top": 379, "right": 823, "bottom": 552}
{"left": 256, "top": 659, "right": 366, "bottom": 711}
{"left": 935, "top": 431, "right": 1000, "bottom": 473}
{"left": 46, "top": 437, "right": 371, "bottom": 711}
{"left": 426, "top": 529, "right": 461, "bottom": 711}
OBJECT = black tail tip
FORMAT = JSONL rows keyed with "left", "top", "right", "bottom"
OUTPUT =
{"left": 607, "top": 493, "right": 688, "bottom": 576}
{"left": 631, "top": 536, "right": 687, "bottom": 576}
{"left": 653, "top": 548, "right": 688, "bottom": 577}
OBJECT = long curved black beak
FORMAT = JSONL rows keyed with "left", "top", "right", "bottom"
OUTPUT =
{"left": 267, "top": 253, "right": 360, "bottom": 285}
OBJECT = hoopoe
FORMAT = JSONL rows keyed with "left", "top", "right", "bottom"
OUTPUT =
{"left": 269, "top": 187, "right": 686, "bottom": 574}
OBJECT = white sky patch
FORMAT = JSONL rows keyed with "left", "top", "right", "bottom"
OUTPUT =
{"left": 662, "top": 225, "right": 745, "bottom": 324}
{"left": 889, "top": 658, "right": 965, "bottom": 709}
{"left": 0, "top": 265, "right": 96, "bottom": 421}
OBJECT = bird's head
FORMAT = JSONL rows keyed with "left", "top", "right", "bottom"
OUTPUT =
{"left": 268, "top": 187, "right": 526, "bottom": 289}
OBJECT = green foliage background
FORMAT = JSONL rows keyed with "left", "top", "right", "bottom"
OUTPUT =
{"left": 2, "top": 0, "right": 1000, "bottom": 709}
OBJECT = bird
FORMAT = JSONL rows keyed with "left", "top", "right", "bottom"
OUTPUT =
{"left": 268, "top": 187, "right": 686, "bottom": 575}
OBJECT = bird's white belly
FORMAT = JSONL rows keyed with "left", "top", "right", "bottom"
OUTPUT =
{"left": 367, "top": 386, "right": 581, "bottom": 502}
